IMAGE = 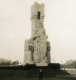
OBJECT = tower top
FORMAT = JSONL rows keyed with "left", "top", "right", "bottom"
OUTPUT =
{"left": 31, "top": 2, "right": 45, "bottom": 38}
{"left": 31, "top": 2, "right": 45, "bottom": 20}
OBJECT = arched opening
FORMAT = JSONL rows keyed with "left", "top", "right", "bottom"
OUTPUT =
{"left": 38, "top": 11, "right": 40, "bottom": 20}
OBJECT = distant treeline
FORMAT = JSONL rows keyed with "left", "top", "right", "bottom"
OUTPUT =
{"left": 61, "top": 60, "right": 76, "bottom": 68}
{"left": 0, "top": 58, "right": 19, "bottom": 66}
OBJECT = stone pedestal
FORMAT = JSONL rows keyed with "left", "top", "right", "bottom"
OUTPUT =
{"left": 0, "top": 63, "right": 60, "bottom": 80}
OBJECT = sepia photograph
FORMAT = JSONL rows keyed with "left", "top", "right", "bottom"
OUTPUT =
{"left": 0, "top": 0, "right": 76, "bottom": 80}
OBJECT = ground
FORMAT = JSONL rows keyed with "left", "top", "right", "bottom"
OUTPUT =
{"left": 0, "top": 68, "right": 76, "bottom": 80}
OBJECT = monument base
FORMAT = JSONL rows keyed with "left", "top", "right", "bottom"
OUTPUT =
{"left": 23, "top": 63, "right": 60, "bottom": 69}
{"left": 0, "top": 63, "right": 60, "bottom": 79}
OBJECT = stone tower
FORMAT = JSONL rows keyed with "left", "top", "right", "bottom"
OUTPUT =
{"left": 24, "top": 2, "right": 51, "bottom": 66}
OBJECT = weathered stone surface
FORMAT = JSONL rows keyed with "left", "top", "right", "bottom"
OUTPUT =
{"left": 24, "top": 2, "right": 51, "bottom": 66}
{"left": 24, "top": 39, "right": 34, "bottom": 64}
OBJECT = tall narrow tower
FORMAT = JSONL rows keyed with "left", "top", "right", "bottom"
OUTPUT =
{"left": 31, "top": 2, "right": 44, "bottom": 38}
{"left": 24, "top": 2, "right": 51, "bottom": 66}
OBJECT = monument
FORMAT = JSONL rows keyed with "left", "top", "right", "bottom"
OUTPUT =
{"left": 24, "top": 2, "right": 51, "bottom": 66}
{"left": 0, "top": 2, "right": 60, "bottom": 80}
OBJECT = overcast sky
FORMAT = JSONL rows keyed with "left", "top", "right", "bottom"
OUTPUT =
{"left": 0, "top": 0, "right": 76, "bottom": 64}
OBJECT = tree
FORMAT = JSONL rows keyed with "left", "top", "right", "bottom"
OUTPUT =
{"left": 11, "top": 60, "right": 19, "bottom": 65}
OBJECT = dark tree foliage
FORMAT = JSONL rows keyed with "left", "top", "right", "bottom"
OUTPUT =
{"left": 0, "top": 58, "right": 19, "bottom": 66}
